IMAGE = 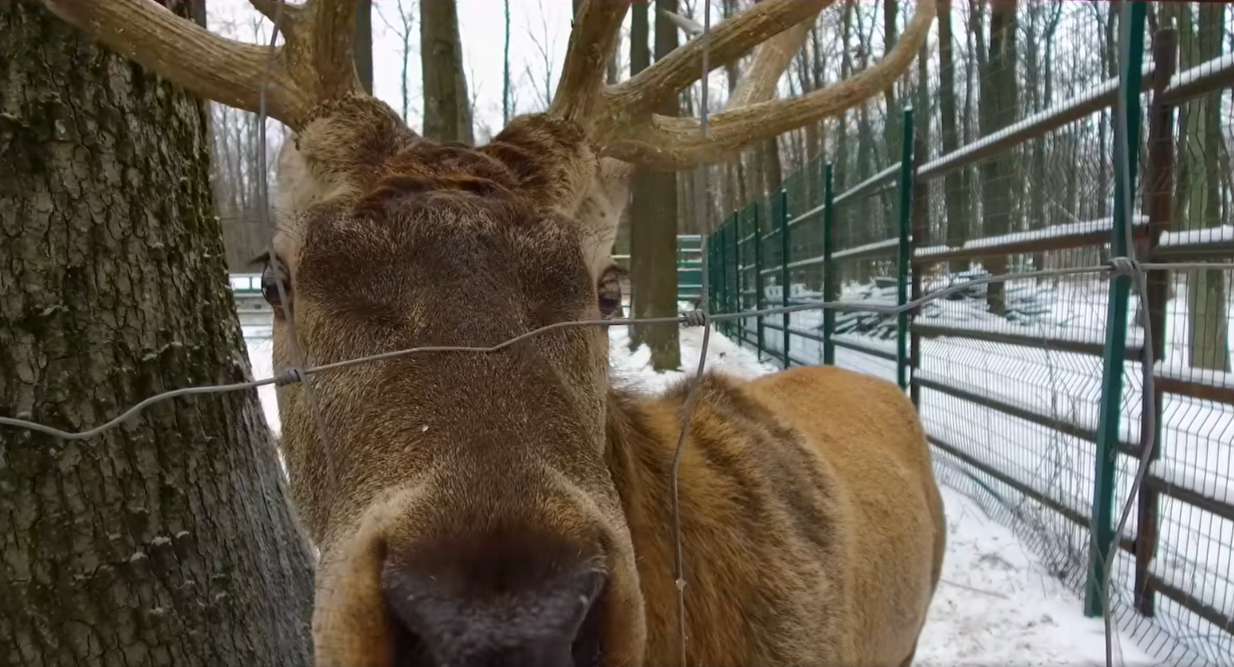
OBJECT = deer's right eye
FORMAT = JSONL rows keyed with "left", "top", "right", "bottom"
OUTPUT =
{"left": 261, "top": 260, "right": 292, "bottom": 311}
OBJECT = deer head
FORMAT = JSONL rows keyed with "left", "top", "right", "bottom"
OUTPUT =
{"left": 41, "top": 1, "right": 934, "bottom": 665}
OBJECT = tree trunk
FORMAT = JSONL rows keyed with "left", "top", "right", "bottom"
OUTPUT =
{"left": 1171, "top": 2, "right": 1231, "bottom": 371}
{"left": 1032, "top": 2, "right": 1062, "bottom": 274}
{"left": 0, "top": 2, "right": 316, "bottom": 665}
{"left": 980, "top": 0, "right": 1018, "bottom": 314}
{"left": 628, "top": 0, "right": 683, "bottom": 370}
{"left": 937, "top": 0, "right": 966, "bottom": 273}
{"left": 503, "top": 0, "right": 512, "bottom": 123}
{"left": 421, "top": 0, "right": 474, "bottom": 143}
{"left": 962, "top": 1, "right": 982, "bottom": 243}
{"left": 354, "top": 0, "right": 374, "bottom": 94}
{"left": 881, "top": 0, "right": 901, "bottom": 169}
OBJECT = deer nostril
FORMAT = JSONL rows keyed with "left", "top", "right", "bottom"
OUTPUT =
{"left": 381, "top": 563, "right": 607, "bottom": 667}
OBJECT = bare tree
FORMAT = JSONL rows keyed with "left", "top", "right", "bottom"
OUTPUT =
{"left": 1166, "top": 1, "right": 1231, "bottom": 371}
{"left": 503, "top": 0, "right": 512, "bottom": 122}
{"left": 628, "top": 0, "right": 684, "bottom": 368}
{"left": 421, "top": 0, "right": 473, "bottom": 143}
{"left": 524, "top": 0, "right": 559, "bottom": 111}
{"left": 979, "top": 0, "right": 1018, "bottom": 314}
{"left": 377, "top": 0, "right": 416, "bottom": 123}
{"left": 1, "top": 2, "right": 315, "bottom": 664}
{"left": 354, "top": 0, "right": 373, "bottom": 93}
{"left": 937, "top": 0, "right": 967, "bottom": 273}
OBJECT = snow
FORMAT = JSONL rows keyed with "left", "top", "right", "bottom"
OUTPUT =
{"left": 240, "top": 315, "right": 1163, "bottom": 665}
{"left": 915, "top": 216, "right": 1149, "bottom": 257}
{"left": 917, "top": 488, "right": 1153, "bottom": 666}
{"left": 1159, "top": 225, "right": 1234, "bottom": 248}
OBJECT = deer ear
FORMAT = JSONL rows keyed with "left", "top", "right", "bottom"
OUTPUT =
{"left": 574, "top": 158, "right": 632, "bottom": 278}
{"left": 481, "top": 115, "right": 597, "bottom": 217}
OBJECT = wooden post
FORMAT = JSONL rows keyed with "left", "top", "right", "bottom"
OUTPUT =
{"left": 1133, "top": 23, "right": 1177, "bottom": 619}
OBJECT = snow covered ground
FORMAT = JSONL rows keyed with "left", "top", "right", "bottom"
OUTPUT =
{"left": 242, "top": 319, "right": 1156, "bottom": 666}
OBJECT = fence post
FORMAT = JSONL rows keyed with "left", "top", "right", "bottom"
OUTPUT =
{"left": 717, "top": 219, "right": 729, "bottom": 332}
{"left": 1133, "top": 23, "right": 1177, "bottom": 620}
{"left": 1085, "top": 0, "right": 1145, "bottom": 619}
{"left": 822, "top": 162, "right": 836, "bottom": 366}
{"left": 708, "top": 228, "right": 717, "bottom": 316}
{"left": 777, "top": 190, "right": 791, "bottom": 368}
{"left": 735, "top": 208, "right": 746, "bottom": 347}
{"left": 751, "top": 203, "right": 765, "bottom": 361}
{"left": 727, "top": 212, "right": 739, "bottom": 338}
{"left": 896, "top": 107, "right": 915, "bottom": 393}
{"left": 714, "top": 224, "right": 725, "bottom": 319}
{"left": 909, "top": 134, "right": 929, "bottom": 409}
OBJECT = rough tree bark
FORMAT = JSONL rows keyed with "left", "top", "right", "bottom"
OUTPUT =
{"left": 354, "top": 0, "right": 373, "bottom": 94}
{"left": 628, "top": 0, "right": 683, "bottom": 370}
{"left": 0, "top": 2, "right": 316, "bottom": 665}
{"left": 421, "top": 0, "right": 474, "bottom": 144}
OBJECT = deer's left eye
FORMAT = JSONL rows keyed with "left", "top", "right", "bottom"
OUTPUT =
{"left": 598, "top": 267, "right": 623, "bottom": 319}
{"left": 261, "top": 259, "right": 292, "bottom": 312}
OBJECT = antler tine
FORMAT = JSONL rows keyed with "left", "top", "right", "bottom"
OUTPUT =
{"left": 548, "top": 0, "right": 633, "bottom": 127}
{"left": 603, "top": 0, "right": 937, "bottom": 170}
{"left": 601, "top": 0, "right": 833, "bottom": 122}
{"left": 726, "top": 5, "right": 831, "bottom": 110}
{"left": 38, "top": 0, "right": 362, "bottom": 131}
{"left": 294, "top": 0, "right": 363, "bottom": 103}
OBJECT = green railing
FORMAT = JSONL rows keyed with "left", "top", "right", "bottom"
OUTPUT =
{"left": 704, "top": 12, "right": 1234, "bottom": 666}
{"left": 615, "top": 234, "right": 703, "bottom": 303}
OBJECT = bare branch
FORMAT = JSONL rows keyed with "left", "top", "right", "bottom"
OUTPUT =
{"left": 548, "top": 0, "right": 632, "bottom": 126}
{"left": 602, "top": 0, "right": 937, "bottom": 170}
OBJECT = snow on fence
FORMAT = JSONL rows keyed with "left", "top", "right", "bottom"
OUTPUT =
{"left": 705, "top": 26, "right": 1234, "bottom": 667}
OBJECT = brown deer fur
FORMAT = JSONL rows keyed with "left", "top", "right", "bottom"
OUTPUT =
{"left": 264, "top": 97, "right": 945, "bottom": 667}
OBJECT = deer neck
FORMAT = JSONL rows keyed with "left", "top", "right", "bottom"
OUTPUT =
{"left": 603, "top": 386, "right": 685, "bottom": 585}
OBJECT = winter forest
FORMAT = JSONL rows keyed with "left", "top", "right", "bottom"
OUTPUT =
{"left": 207, "top": 0, "right": 1231, "bottom": 374}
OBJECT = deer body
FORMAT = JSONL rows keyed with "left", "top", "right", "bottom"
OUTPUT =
{"left": 610, "top": 366, "right": 944, "bottom": 666}
{"left": 40, "top": 1, "right": 943, "bottom": 665}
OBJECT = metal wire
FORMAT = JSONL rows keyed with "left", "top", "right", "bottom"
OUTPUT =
{"left": 673, "top": 4, "right": 713, "bottom": 662}
{"left": 7, "top": 261, "right": 1231, "bottom": 443}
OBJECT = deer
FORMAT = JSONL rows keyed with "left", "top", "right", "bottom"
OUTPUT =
{"left": 40, "top": 0, "right": 945, "bottom": 665}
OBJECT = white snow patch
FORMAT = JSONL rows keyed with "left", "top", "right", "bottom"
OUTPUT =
{"left": 916, "top": 487, "right": 1154, "bottom": 666}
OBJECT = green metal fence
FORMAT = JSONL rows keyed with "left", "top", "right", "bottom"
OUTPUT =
{"left": 705, "top": 11, "right": 1234, "bottom": 666}
{"left": 615, "top": 234, "right": 703, "bottom": 304}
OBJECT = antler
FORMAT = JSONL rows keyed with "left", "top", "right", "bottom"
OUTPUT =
{"left": 38, "top": 0, "right": 361, "bottom": 131}
{"left": 553, "top": 0, "right": 937, "bottom": 170}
